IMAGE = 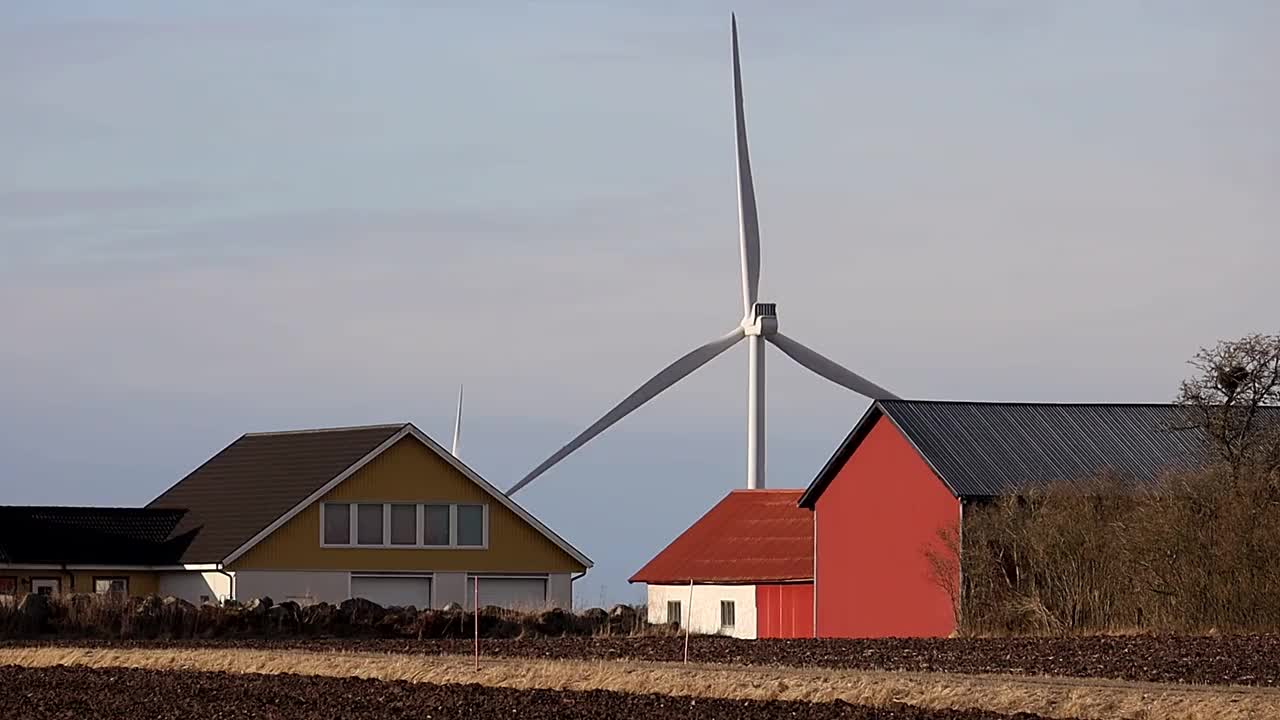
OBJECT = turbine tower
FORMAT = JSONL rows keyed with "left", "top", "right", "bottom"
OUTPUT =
{"left": 506, "top": 15, "right": 898, "bottom": 496}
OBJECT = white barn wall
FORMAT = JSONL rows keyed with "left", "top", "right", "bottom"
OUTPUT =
{"left": 646, "top": 583, "right": 757, "bottom": 640}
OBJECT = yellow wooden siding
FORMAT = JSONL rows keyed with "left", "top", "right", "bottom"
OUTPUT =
{"left": 2, "top": 571, "right": 158, "bottom": 597}
{"left": 230, "top": 437, "right": 585, "bottom": 573}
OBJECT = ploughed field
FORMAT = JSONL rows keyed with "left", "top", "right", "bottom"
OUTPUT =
{"left": 12, "top": 634, "right": 1279, "bottom": 686}
{"left": 0, "top": 664, "right": 1057, "bottom": 720}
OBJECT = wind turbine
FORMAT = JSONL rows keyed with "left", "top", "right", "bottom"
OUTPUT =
{"left": 506, "top": 15, "right": 898, "bottom": 496}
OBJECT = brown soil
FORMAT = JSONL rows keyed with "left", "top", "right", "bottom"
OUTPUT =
{"left": 8, "top": 634, "right": 1276, "bottom": 686}
{"left": 0, "top": 664, "right": 1057, "bottom": 720}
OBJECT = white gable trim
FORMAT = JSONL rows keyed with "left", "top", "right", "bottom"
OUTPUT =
{"left": 402, "top": 425, "right": 592, "bottom": 568}
{"left": 221, "top": 424, "right": 592, "bottom": 568}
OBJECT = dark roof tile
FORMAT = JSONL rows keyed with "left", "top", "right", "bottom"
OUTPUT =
{"left": 147, "top": 423, "right": 406, "bottom": 563}
{"left": 0, "top": 506, "right": 189, "bottom": 565}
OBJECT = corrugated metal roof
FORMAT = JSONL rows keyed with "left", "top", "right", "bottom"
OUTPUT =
{"left": 629, "top": 490, "right": 812, "bottom": 585}
{"left": 800, "top": 401, "right": 1280, "bottom": 505}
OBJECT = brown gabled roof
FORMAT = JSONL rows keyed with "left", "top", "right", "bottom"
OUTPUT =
{"left": 147, "top": 423, "right": 406, "bottom": 564}
{"left": 629, "top": 490, "right": 813, "bottom": 585}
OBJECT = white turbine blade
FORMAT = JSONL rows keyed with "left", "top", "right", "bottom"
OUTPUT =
{"left": 732, "top": 14, "right": 761, "bottom": 316}
{"left": 451, "top": 384, "right": 464, "bottom": 457}
{"left": 507, "top": 327, "right": 747, "bottom": 495}
{"left": 767, "top": 332, "right": 899, "bottom": 400}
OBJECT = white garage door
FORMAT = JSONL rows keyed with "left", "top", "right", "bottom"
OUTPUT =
{"left": 350, "top": 575, "right": 431, "bottom": 609}
{"left": 466, "top": 576, "right": 548, "bottom": 610}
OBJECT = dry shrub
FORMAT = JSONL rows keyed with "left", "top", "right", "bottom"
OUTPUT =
{"left": 951, "top": 332, "right": 1280, "bottom": 635}
{"left": 0, "top": 594, "right": 633, "bottom": 641}
{"left": 958, "top": 464, "right": 1280, "bottom": 635}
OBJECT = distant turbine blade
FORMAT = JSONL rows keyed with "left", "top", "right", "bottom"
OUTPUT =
{"left": 768, "top": 333, "right": 899, "bottom": 400}
{"left": 507, "top": 328, "right": 747, "bottom": 495}
{"left": 451, "top": 384, "right": 464, "bottom": 457}
{"left": 732, "top": 14, "right": 761, "bottom": 316}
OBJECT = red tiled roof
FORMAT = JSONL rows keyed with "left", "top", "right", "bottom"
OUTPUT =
{"left": 629, "top": 489, "right": 813, "bottom": 585}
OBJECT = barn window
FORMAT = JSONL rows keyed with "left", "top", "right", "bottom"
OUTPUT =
{"left": 323, "top": 503, "right": 351, "bottom": 545}
{"left": 667, "top": 600, "right": 682, "bottom": 627}
{"left": 390, "top": 504, "right": 417, "bottom": 545}
{"left": 720, "top": 600, "right": 735, "bottom": 629}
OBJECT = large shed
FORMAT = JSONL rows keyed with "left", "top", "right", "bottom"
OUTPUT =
{"left": 799, "top": 400, "right": 1243, "bottom": 638}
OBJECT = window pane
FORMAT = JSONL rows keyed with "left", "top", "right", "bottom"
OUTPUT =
{"left": 423, "top": 505, "right": 450, "bottom": 546}
{"left": 324, "top": 503, "right": 350, "bottom": 545}
{"left": 95, "top": 579, "right": 127, "bottom": 595}
{"left": 667, "top": 601, "right": 681, "bottom": 626}
{"left": 390, "top": 504, "right": 417, "bottom": 545}
{"left": 357, "top": 504, "right": 384, "bottom": 545}
{"left": 720, "top": 600, "right": 735, "bottom": 628}
{"left": 457, "top": 504, "right": 484, "bottom": 546}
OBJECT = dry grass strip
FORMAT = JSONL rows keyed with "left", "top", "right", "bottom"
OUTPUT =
{"left": 3, "top": 646, "right": 1280, "bottom": 720}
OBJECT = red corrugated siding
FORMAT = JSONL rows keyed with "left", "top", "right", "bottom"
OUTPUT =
{"left": 756, "top": 583, "right": 814, "bottom": 638}
{"left": 815, "top": 415, "right": 959, "bottom": 638}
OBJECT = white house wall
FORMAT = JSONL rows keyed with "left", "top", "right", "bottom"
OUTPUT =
{"left": 205, "top": 570, "right": 575, "bottom": 610}
{"left": 548, "top": 573, "right": 572, "bottom": 609}
{"left": 427, "top": 572, "right": 574, "bottom": 610}
{"left": 432, "top": 572, "right": 468, "bottom": 608}
{"left": 646, "top": 584, "right": 757, "bottom": 640}
{"left": 157, "top": 572, "right": 233, "bottom": 604}
{"left": 234, "top": 570, "right": 350, "bottom": 605}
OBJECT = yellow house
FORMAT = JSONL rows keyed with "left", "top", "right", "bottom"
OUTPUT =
{"left": 0, "top": 423, "right": 591, "bottom": 608}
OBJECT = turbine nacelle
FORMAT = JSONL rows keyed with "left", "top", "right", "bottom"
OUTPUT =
{"left": 743, "top": 302, "right": 778, "bottom": 336}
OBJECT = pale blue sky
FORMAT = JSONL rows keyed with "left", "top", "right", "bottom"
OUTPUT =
{"left": 2, "top": 2, "right": 1277, "bottom": 604}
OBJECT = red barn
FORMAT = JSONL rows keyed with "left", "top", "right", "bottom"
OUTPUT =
{"left": 799, "top": 400, "right": 1223, "bottom": 638}
{"left": 633, "top": 400, "right": 1230, "bottom": 639}
{"left": 629, "top": 490, "right": 813, "bottom": 639}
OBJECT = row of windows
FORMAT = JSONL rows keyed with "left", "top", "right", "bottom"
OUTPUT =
{"left": 0, "top": 577, "right": 126, "bottom": 596}
{"left": 322, "top": 502, "right": 487, "bottom": 548}
{"left": 665, "top": 599, "right": 735, "bottom": 629}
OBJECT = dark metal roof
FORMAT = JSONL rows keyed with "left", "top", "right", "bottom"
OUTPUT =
{"left": 148, "top": 423, "right": 407, "bottom": 563}
{"left": 800, "top": 401, "right": 1279, "bottom": 506}
{"left": 0, "top": 506, "right": 190, "bottom": 565}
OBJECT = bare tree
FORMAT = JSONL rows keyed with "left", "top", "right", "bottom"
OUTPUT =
{"left": 1177, "top": 333, "right": 1280, "bottom": 475}
{"left": 923, "top": 524, "right": 962, "bottom": 633}
{"left": 950, "top": 334, "right": 1280, "bottom": 635}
